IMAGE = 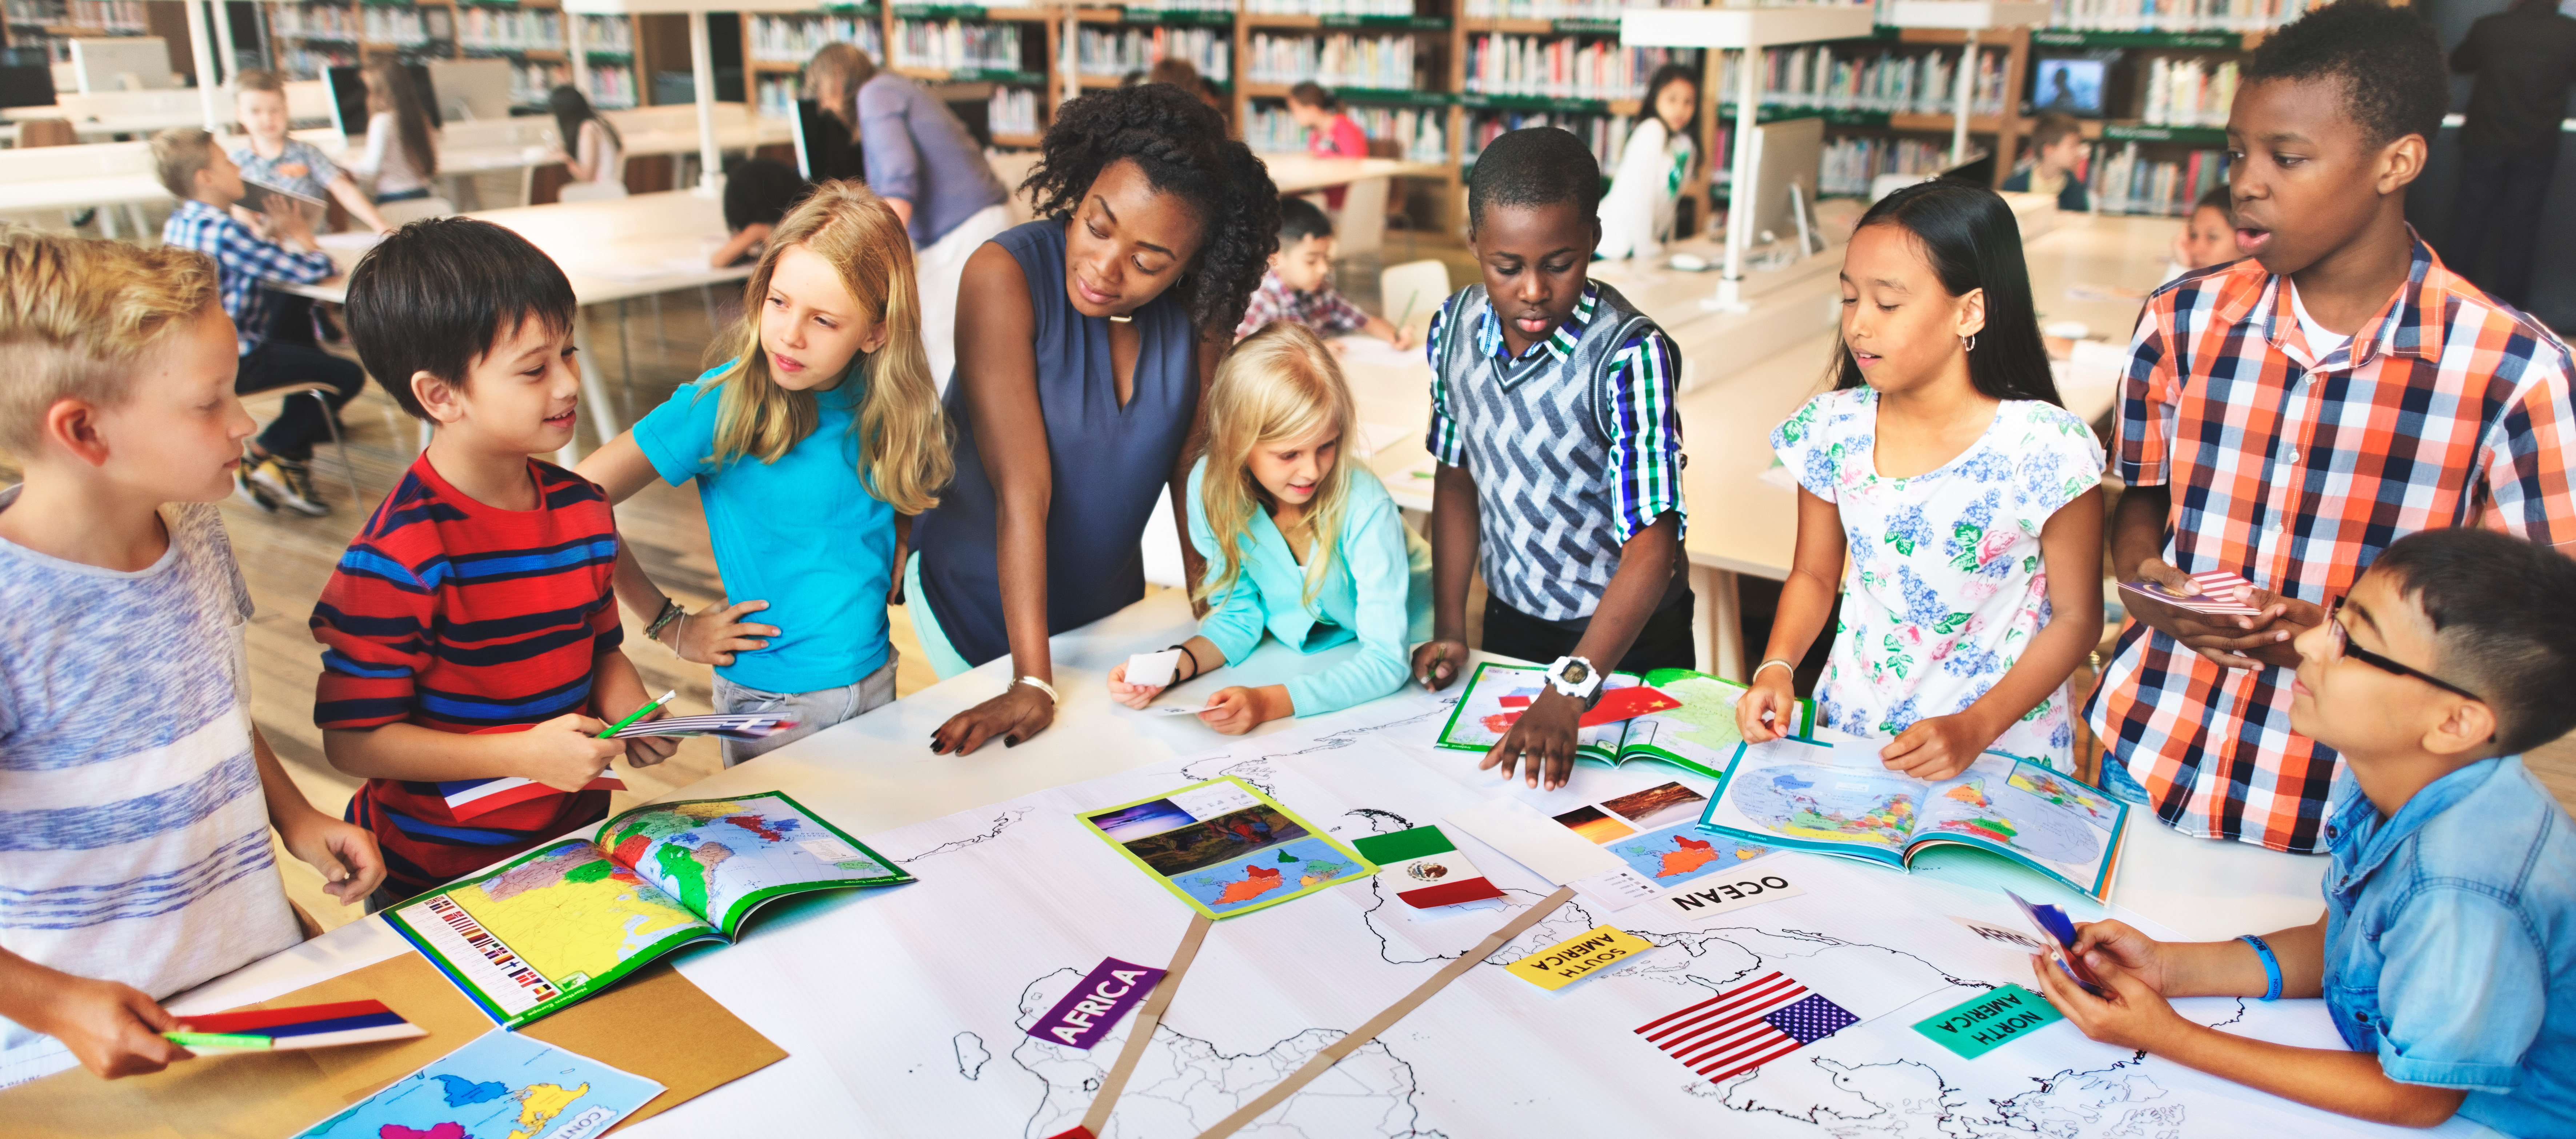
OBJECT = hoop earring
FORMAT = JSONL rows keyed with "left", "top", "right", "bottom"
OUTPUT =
{"left": 1960, "top": 333, "right": 1977, "bottom": 353}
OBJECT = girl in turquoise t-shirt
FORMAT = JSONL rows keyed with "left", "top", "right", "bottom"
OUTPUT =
{"left": 1105, "top": 321, "right": 1431, "bottom": 732}
{"left": 578, "top": 182, "right": 951, "bottom": 763}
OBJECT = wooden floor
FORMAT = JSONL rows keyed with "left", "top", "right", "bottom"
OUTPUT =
{"left": 6, "top": 256, "right": 2573, "bottom": 932}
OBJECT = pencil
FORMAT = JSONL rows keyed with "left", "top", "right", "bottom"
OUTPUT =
{"left": 600, "top": 689, "right": 677, "bottom": 738}
{"left": 1395, "top": 290, "right": 1419, "bottom": 332}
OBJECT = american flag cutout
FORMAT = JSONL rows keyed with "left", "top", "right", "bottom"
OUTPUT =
{"left": 1634, "top": 971, "right": 1859, "bottom": 1083}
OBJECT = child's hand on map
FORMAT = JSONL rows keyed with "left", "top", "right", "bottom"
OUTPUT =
{"left": 1199, "top": 685, "right": 1287, "bottom": 735}
{"left": 1877, "top": 713, "right": 1991, "bottom": 780}
{"left": 2066, "top": 920, "right": 2180, "bottom": 994}
{"left": 1481, "top": 689, "right": 1581, "bottom": 790}
{"left": 2029, "top": 947, "right": 2186, "bottom": 1052}
{"left": 1735, "top": 667, "right": 1797, "bottom": 744}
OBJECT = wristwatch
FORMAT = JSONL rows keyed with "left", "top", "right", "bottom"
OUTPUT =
{"left": 1543, "top": 655, "right": 1605, "bottom": 709}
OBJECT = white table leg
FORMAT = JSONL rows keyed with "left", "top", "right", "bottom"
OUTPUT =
{"left": 1690, "top": 564, "right": 1744, "bottom": 681}
{"left": 569, "top": 311, "right": 620, "bottom": 465}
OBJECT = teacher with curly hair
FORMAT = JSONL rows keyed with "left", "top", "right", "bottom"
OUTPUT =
{"left": 909, "top": 84, "right": 1283, "bottom": 754}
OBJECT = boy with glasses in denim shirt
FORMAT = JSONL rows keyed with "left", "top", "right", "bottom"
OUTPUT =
{"left": 2035, "top": 528, "right": 2574, "bottom": 1135}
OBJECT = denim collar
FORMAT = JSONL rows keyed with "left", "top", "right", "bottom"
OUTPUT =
{"left": 2326, "top": 756, "right": 2505, "bottom": 891}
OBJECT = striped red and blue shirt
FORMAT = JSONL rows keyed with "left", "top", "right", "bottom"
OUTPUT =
{"left": 311, "top": 455, "right": 622, "bottom": 898}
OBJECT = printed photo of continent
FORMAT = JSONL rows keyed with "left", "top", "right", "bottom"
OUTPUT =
{"left": 1118, "top": 805, "right": 1311, "bottom": 877}
{"left": 1605, "top": 822, "right": 1775, "bottom": 884}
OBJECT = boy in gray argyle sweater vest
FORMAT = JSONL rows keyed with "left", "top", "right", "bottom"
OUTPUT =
{"left": 1411, "top": 128, "right": 1691, "bottom": 793}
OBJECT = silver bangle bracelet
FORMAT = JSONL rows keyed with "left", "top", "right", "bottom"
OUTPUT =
{"left": 1753, "top": 658, "right": 1796, "bottom": 679}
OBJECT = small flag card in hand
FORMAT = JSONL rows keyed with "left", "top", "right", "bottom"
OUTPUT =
{"left": 2119, "top": 569, "right": 2264, "bottom": 616}
{"left": 607, "top": 712, "right": 797, "bottom": 741}
{"left": 1635, "top": 971, "right": 1857, "bottom": 1083}
{"left": 166, "top": 1000, "right": 425, "bottom": 1051}
{"left": 1352, "top": 826, "right": 1504, "bottom": 909}
{"left": 439, "top": 774, "right": 626, "bottom": 821}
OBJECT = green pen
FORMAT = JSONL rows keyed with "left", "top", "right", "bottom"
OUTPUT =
{"left": 166, "top": 1031, "right": 272, "bottom": 1050}
{"left": 600, "top": 689, "right": 677, "bottom": 739}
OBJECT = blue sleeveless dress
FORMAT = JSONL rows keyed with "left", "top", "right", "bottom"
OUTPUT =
{"left": 910, "top": 218, "right": 1200, "bottom": 668}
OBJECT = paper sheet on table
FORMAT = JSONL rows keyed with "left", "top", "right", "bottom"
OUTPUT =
{"left": 1352, "top": 420, "right": 1415, "bottom": 462}
{"left": 314, "top": 231, "right": 382, "bottom": 252}
{"left": 1333, "top": 334, "right": 1424, "bottom": 371}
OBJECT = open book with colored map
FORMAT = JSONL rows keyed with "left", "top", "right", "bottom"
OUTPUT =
{"left": 1698, "top": 734, "right": 2129, "bottom": 899}
{"left": 1079, "top": 777, "right": 1375, "bottom": 920}
{"left": 384, "top": 791, "right": 910, "bottom": 1028}
{"left": 1434, "top": 663, "right": 1818, "bottom": 781}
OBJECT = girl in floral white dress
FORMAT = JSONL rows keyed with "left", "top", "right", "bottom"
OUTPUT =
{"left": 1736, "top": 181, "right": 2104, "bottom": 775}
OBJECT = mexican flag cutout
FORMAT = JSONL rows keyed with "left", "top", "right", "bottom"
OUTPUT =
{"left": 1352, "top": 825, "right": 1506, "bottom": 909}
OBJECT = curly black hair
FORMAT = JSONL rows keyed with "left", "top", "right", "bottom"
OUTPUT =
{"left": 2243, "top": 0, "right": 2446, "bottom": 148}
{"left": 1022, "top": 84, "right": 1281, "bottom": 337}
{"left": 1468, "top": 127, "right": 1603, "bottom": 233}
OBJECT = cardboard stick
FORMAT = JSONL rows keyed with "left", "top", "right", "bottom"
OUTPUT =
{"left": 1192, "top": 886, "right": 1581, "bottom": 1139}
{"left": 1072, "top": 912, "right": 1215, "bottom": 1138}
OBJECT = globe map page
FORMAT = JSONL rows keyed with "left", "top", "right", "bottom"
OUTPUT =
{"left": 1700, "top": 733, "right": 2130, "bottom": 898}
{"left": 384, "top": 791, "right": 909, "bottom": 1027}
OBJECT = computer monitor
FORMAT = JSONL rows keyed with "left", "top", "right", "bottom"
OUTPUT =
{"left": 326, "top": 63, "right": 440, "bottom": 138}
{"left": 0, "top": 64, "right": 54, "bottom": 108}
{"left": 1745, "top": 115, "right": 1824, "bottom": 255}
{"left": 2032, "top": 58, "right": 2106, "bottom": 117}
{"left": 789, "top": 98, "right": 865, "bottom": 182}
{"left": 427, "top": 58, "right": 512, "bottom": 122}
{"left": 69, "top": 37, "right": 171, "bottom": 93}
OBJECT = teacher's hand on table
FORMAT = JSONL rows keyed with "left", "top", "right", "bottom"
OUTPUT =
{"left": 1105, "top": 662, "right": 1164, "bottom": 710}
{"left": 1480, "top": 688, "right": 1582, "bottom": 790}
{"left": 931, "top": 682, "right": 1056, "bottom": 755}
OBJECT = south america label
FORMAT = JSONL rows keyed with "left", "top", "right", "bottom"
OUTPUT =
{"left": 1027, "top": 957, "right": 1167, "bottom": 1049}
{"left": 1911, "top": 983, "right": 2063, "bottom": 1058}
{"left": 1506, "top": 924, "right": 1655, "bottom": 991}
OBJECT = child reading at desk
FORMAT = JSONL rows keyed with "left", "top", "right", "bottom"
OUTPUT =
{"left": 2036, "top": 528, "right": 2575, "bottom": 1136}
{"left": 1234, "top": 196, "right": 1409, "bottom": 350}
{"left": 1105, "top": 322, "right": 1431, "bottom": 732}
{"left": 1735, "top": 180, "right": 2104, "bottom": 778}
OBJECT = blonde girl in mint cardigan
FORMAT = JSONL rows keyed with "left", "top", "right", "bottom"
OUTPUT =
{"left": 1107, "top": 322, "right": 1431, "bottom": 732}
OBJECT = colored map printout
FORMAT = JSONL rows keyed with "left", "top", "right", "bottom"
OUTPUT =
{"left": 291, "top": 1029, "right": 661, "bottom": 1139}
{"left": 1435, "top": 664, "right": 1815, "bottom": 780}
{"left": 386, "top": 791, "right": 908, "bottom": 1027}
{"left": 1605, "top": 823, "right": 1777, "bottom": 885}
{"left": 1079, "top": 777, "right": 1373, "bottom": 919}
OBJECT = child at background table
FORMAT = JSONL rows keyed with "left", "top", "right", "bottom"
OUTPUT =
{"left": 2167, "top": 185, "right": 2243, "bottom": 280}
{"left": 2001, "top": 113, "right": 2091, "bottom": 213}
{"left": 1408, "top": 127, "right": 1687, "bottom": 791}
{"left": 229, "top": 68, "right": 393, "bottom": 234}
{"left": 347, "top": 59, "right": 439, "bottom": 205}
{"left": 1596, "top": 63, "right": 1699, "bottom": 261}
{"left": 1736, "top": 181, "right": 2104, "bottom": 777}
{"left": 2037, "top": 528, "right": 2574, "bottom": 1136}
{"left": 0, "top": 229, "right": 381, "bottom": 1080}
{"left": 1234, "top": 197, "right": 1409, "bottom": 350}
{"left": 577, "top": 183, "right": 951, "bottom": 764}
{"left": 1287, "top": 82, "right": 1368, "bottom": 210}
{"left": 546, "top": 85, "right": 623, "bottom": 188}
{"left": 1107, "top": 322, "right": 1431, "bottom": 733}
{"left": 318, "top": 218, "right": 674, "bottom": 906}
{"left": 711, "top": 157, "right": 807, "bottom": 268}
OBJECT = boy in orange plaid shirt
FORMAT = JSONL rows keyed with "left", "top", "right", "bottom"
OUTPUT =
{"left": 2087, "top": 0, "right": 2576, "bottom": 854}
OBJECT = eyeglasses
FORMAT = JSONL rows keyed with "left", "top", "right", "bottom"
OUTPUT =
{"left": 2327, "top": 596, "right": 2484, "bottom": 702}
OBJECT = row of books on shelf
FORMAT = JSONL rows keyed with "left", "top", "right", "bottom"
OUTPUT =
{"left": 277, "top": 45, "right": 355, "bottom": 81}
{"left": 455, "top": 8, "right": 561, "bottom": 54}
{"left": 2045, "top": 0, "right": 2311, "bottom": 32}
{"left": 507, "top": 59, "right": 569, "bottom": 107}
{"left": 1820, "top": 134, "right": 1950, "bottom": 195}
{"left": 1242, "top": 0, "right": 1418, "bottom": 14}
{"left": 990, "top": 84, "right": 1041, "bottom": 136}
{"left": 1137, "top": 0, "right": 1232, "bottom": 10}
{"left": 1078, "top": 27, "right": 1231, "bottom": 82}
{"left": 363, "top": 7, "right": 451, "bottom": 49}
{"left": 269, "top": 3, "right": 364, "bottom": 43}
{"left": 1464, "top": 108, "right": 1636, "bottom": 171}
{"left": 892, "top": 18, "right": 1022, "bottom": 73}
{"left": 2085, "top": 140, "right": 2224, "bottom": 216}
{"left": 584, "top": 62, "right": 636, "bottom": 109}
{"left": 579, "top": 14, "right": 633, "bottom": 55}
{"left": 749, "top": 14, "right": 884, "bottom": 65}
{"left": 1720, "top": 44, "right": 2007, "bottom": 118}
{"left": 1245, "top": 101, "right": 1447, "bottom": 161}
{"left": 756, "top": 74, "right": 797, "bottom": 118}
{"left": 2, "top": 0, "right": 145, "bottom": 32}
{"left": 2137, "top": 55, "right": 2235, "bottom": 129}
{"left": 1245, "top": 32, "right": 1416, "bottom": 90}
{"left": 1463, "top": 37, "right": 1696, "bottom": 103}
{"left": 1462, "top": 0, "right": 1753, "bottom": 19}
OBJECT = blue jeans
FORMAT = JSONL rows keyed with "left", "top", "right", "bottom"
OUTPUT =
{"left": 711, "top": 654, "right": 898, "bottom": 766}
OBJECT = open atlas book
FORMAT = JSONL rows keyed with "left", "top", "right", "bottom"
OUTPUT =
{"left": 1433, "top": 662, "right": 1817, "bottom": 781}
{"left": 1697, "top": 733, "right": 2129, "bottom": 899}
{"left": 386, "top": 791, "right": 910, "bottom": 1027}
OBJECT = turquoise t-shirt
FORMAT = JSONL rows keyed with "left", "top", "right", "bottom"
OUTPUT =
{"left": 633, "top": 365, "right": 893, "bottom": 694}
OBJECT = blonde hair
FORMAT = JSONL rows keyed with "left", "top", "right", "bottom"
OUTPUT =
{"left": 150, "top": 126, "right": 217, "bottom": 200}
{"left": 1193, "top": 322, "right": 1357, "bottom": 609}
{"left": 699, "top": 181, "right": 950, "bottom": 515}
{"left": 0, "top": 225, "right": 220, "bottom": 454}
{"left": 804, "top": 42, "right": 876, "bottom": 122}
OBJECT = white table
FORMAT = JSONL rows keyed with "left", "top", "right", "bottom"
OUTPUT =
{"left": 97, "top": 587, "right": 2324, "bottom": 1128}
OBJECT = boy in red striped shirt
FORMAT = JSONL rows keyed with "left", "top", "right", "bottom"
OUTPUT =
{"left": 314, "top": 219, "right": 675, "bottom": 906}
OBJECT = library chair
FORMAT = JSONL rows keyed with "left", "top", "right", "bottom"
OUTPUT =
{"left": 1377, "top": 259, "right": 1448, "bottom": 345}
{"left": 239, "top": 385, "right": 362, "bottom": 504}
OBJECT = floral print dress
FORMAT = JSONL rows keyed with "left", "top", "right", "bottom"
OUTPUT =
{"left": 1770, "top": 388, "right": 2103, "bottom": 767}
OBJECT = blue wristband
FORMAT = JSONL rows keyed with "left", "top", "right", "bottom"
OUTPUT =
{"left": 2240, "top": 934, "right": 2283, "bottom": 1002}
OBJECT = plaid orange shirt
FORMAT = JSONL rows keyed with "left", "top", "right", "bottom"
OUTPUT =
{"left": 2086, "top": 234, "right": 2576, "bottom": 853}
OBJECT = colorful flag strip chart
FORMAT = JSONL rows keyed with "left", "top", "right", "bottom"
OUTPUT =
{"left": 1633, "top": 971, "right": 1858, "bottom": 1083}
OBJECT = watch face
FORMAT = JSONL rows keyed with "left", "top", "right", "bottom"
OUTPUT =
{"left": 1562, "top": 661, "right": 1591, "bottom": 686}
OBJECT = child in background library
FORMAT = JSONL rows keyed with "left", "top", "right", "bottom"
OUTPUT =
{"left": 1409, "top": 127, "right": 1688, "bottom": 792}
{"left": 2167, "top": 185, "right": 2242, "bottom": 279}
{"left": 1235, "top": 197, "right": 1411, "bottom": 349}
{"left": 0, "top": 228, "right": 383, "bottom": 1080}
{"left": 2001, "top": 113, "right": 2091, "bottom": 212}
{"left": 231, "top": 69, "right": 395, "bottom": 234}
{"left": 348, "top": 59, "right": 439, "bottom": 205}
{"left": 317, "top": 218, "right": 675, "bottom": 907}
{"left": 1108, "top": 322, "right": 1432, "bottom": 733}
{"left": 2088, "top": 0, "right": 2576, "bottom": 853}
{"left": 710, "top": 157, "right": 808, "bottom": 268}
{"left": 1288, "top": 82, "right": 1369, "bottom": 209}
{"left": 576, "top": 183, "right": 951, "bottom": 765}
{"left": 1736, "top": 181, "right": 2103, "bottom": 777}
{"left": 2040, "top": 528, "right": 2575, "bottom": 1136}
{"left": 152, "top": 127, "right": 370, "bottom": 520}
{"left": 546, "top": 85, "right": 624, "bottom": 187}
{"left": 1596, "top": 63, "right": 1699, "bottom": 261}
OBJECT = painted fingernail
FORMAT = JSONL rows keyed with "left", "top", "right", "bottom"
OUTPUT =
{"left": 1004, "top": 736, "right": 1019, "bottom": 747}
